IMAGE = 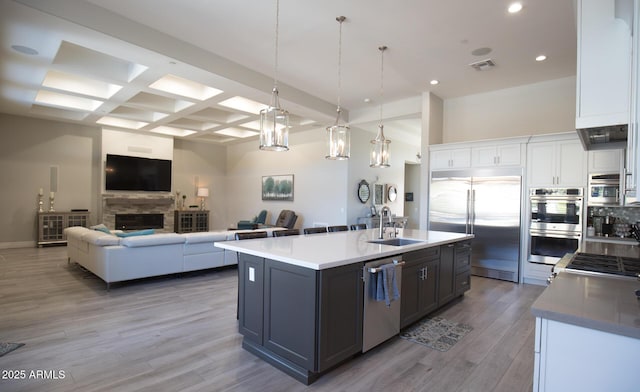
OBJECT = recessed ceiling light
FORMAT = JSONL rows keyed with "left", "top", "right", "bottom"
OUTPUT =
{"left": 536, "top": 55, "right": 547, "bottom": 62}
{"left": 430, "top": 80, "right": 439, "bottom": 85}
{"left": 42, "top": 70, "right": 122, "bottom": 99}
{"left": 364, "top": 98, "right": 371, "bottom": 103}
{"left": 149, "top": 74, "right": 222, "bottom": 101}
{"left": 97, "top": 116, "right": 148, "bottom": 129}
{"left": 240, "top": 120, "right": 261, "bottom": 131}
{"left": 150, "top": 126, "right": 197, "bottom": 137}
{"left": 218, "top": 96, "right": 268, "bottom": 114}
{"left": 508, "top": 2, "right": 523, "bottom": 13}
{"left": 11, "top": 45, "right": 38, "bottom": 55}
{"left": 35, "top": 90, "right": 103, "bottom": 111}
{"left": 215, "top": 128, "right": 259, "bottom": 138}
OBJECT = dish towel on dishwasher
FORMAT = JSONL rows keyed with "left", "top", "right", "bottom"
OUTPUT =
{"left": 375, "top": 263, "right": 400, "bottom": 306}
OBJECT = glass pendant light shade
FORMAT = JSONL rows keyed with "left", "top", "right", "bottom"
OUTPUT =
{"left": 260, "top": 87, "right": 289, "bottom": 151}
{"left": 326, "top": 16, "right": 350, "bottom": 160}
{"left": 370, "top": 124, "right": 391, "bottom": 167}
{"left": 326, "top": 107, "right": 350, "bottom": 159}
{"left": 370, "top": 45, "right": 391, "bottom": 168}
{"left": 260, "top": 0, "right": 289, "bottom": 151}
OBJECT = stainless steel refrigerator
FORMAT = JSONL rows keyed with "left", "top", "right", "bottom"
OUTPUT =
{"left": 429, "top": 168, "right": 522, "bottom": 283}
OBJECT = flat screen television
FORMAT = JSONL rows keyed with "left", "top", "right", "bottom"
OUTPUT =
{"left": 105, "top": 154, "right": 172, "bottom": 192}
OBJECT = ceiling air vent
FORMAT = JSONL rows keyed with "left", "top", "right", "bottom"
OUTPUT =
{"left": 469, "top": 59, "right": 496, "bottom": 71}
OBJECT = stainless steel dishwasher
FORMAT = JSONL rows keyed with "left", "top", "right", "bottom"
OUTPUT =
{"left": 362, "top": 256, "right": 404, "bottom": 352}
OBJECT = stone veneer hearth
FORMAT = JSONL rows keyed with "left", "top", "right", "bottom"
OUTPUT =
{"left": 102, "top": 193, "right": 175, "bottom": 232}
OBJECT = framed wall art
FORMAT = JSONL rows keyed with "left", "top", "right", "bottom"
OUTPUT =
{"left": 262, "top": 174, "right": 294, "bottom": 201}
{"left": 373, "top": 183, "right": 384, "bottom": 205}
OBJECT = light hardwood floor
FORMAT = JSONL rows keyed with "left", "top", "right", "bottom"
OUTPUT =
{"left": 0, "top": 246, "right": 545, "bottom": 392}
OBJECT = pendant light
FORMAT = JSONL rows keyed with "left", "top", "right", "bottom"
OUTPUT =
{"left": 370, "top": 46, "right": 391, "bottom": 168}
{"left": 259, "top": 0, "right": 290, "bottom": 151}
{"left": 326, "top": 16, "right": 350, "bottom": 160}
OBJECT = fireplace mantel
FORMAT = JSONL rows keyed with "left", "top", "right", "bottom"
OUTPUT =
{"left": 103, "top": 195, "right": 174, "bottom": 206}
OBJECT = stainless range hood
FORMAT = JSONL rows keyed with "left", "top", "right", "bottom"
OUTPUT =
{"left": 577, "top": 124, "right": 628, "bottom": 151}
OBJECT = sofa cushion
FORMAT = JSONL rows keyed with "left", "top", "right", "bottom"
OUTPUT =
{"left": 184, "top": 231, "right": 228, "bottom": 244}
{"left": 81, "top": 230, "right": 121, "bottom": 246}
{"left": 120, "top": 233, "right": 185, "bottom": 248}
{"left": 116, "top": 228, "right": 155, "bottom": 238}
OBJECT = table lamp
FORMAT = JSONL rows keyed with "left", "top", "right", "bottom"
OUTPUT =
{"left": 197, "top": 188, "right": 209, "bottom": 210}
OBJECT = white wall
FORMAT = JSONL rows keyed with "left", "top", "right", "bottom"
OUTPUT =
{"left": 225, "top": 127, "right": 349, "bottom": 229}
{"left": 443, "top": 76, "right": 576, "bottom": 143}
{"left": 225, "top": 126, "right": 417, "bottom": 230}
{"left": 346, "top": 128, "right": 417, "bottom": 226}
{"left": 0, "top": 114, "right": 230, "bottom": 246}
{"left": 404, "top": 163, "right": 421, "bottom": 229}
{"left": 0, "top": 114, "right": 100, "bottom": 247}
{"left": 173, "top": 139, "right": 227, "bottom": 230}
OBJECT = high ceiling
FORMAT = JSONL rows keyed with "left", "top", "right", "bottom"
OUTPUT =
{"left": 1, "top": 0, "right": 577, "bottom": 144}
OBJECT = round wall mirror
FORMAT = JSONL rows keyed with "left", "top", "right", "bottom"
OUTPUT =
{"left": 357, "top": 180, "right": 370, "bottom": 203}
{"left": 387, "top": 185, "right": 397, "bottom": 202}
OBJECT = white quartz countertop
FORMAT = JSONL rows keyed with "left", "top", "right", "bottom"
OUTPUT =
{"left": 214, "top": 229, "right": 473, "bottom": 270}
{"left": 531, "top": 273, "right": 640, "bottom": 339}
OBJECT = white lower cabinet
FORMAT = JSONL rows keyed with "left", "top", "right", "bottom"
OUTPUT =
{"left": 534, "top": 317, "right": 639, "bottom": 392}
{"left": 522, "top": 262, "right": 552, "bottom": 286}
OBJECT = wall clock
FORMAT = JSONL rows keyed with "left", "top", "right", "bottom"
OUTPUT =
{"left": 357, "top": 180, "right": 370, "bottom": 203}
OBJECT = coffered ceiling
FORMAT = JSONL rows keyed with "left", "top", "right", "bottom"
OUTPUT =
{"left": 0, "top": 0, "right": 577, "bottom": 144}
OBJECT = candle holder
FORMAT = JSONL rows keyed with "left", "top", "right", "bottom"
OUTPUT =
{"left": 49, "top": 195, "right": 55, "bottom": 212}
{"left": 38, "top": 194, "right": 44, "bottom": 213}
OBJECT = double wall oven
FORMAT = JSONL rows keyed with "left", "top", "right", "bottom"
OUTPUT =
{"left": 528, "top": 188, "right": 583, "bottom": 265}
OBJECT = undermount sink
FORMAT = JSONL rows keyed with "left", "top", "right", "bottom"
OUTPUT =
{"left": 368, "top": 238, "right": 425, "bottom": 246}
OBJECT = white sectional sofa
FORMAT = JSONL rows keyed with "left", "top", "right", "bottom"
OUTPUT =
{"left": 65, "top": 226, "right": 284, "bottom": 289}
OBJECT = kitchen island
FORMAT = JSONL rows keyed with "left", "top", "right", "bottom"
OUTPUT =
{"left": 215, "top": 228, "right": 473, "bottom": 384}
{"left": 530, "top": 242, "right": 640, "bottom": 392}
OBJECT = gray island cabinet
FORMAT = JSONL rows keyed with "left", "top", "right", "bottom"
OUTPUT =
{"left": 401, "top": 239, "right": 471, "bottom": 328}
{"left": 215, "top": 229, "right": 473, "bottom": 384}
{"left": 238, "top": 254, "right": 363, "bottom": 383}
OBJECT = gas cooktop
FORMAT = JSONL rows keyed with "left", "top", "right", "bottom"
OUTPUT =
{"left": 565, "top": 252, "right": 640, "bottom": 279}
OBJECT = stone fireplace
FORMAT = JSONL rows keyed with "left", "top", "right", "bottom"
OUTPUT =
{"left": 102, "top": 194, "right": 175, "bottom": 232}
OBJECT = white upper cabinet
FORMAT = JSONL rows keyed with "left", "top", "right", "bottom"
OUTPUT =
{"left": 471, "top": 144, "right": 523, "bottom": 167}
{"left": 588, "top": 149, "right": 623, "bottom": 173}
{"left": 624, "top": 0, "right": 639, "bottom": 199}
{"left": 576, "top": 0, "right": 632, "bottom": 128}
{"left": 528, "top": 140, "right": 587, "bottom": 188}
{"left": 430, "top": 148, "right": 471, "bottom": 170}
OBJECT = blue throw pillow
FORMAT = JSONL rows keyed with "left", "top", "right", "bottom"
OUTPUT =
{"left": 91, "top": 224, "right": 112, "bottom": 235}
{"left": 116, "top": 229, "right": 155, "bottom": 238}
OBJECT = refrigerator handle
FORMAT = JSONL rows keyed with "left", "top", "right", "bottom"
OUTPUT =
{"left": 470, "top": 189, "right": 476, "bottom": 234}
{"left": 466, "top": 189, "right": 471, "bottom": 234}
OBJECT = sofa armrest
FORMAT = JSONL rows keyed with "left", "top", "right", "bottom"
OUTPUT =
{"left": 184, "top": 231, "right": 228, "bottom": 244}
{"left": 81, "top": 230, "right": 121, "bottom": 246}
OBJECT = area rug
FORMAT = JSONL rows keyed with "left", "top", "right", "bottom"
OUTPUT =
{"left": 400, "top": 316, "right": 472, "bottom": 352}
{"left": 0, "top": 342, "right": 25, "bottom": 357}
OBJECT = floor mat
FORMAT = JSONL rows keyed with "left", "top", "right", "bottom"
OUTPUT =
{"left": 400, "top": 316, "right": 472, "bottom": 352}
{"left": 0, "top": 342, "right": 25, "bottom": 357}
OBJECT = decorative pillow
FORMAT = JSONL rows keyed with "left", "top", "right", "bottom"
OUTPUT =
{"left": 91, "top": 223, "right": 112, "bottom": 235}
{"left": 115, "top": 228, "right": 155, "bottom": 238}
